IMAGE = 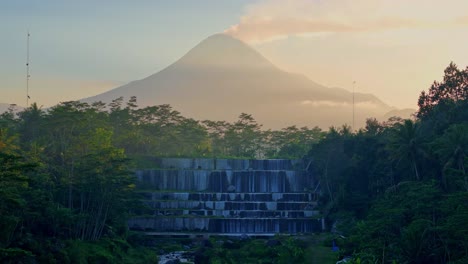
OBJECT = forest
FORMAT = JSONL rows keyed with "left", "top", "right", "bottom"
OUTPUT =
{"left": 0, "top": 62, "right": 467, "bottom": 263}
{"left": 307, "top": 63, "right": 468, "bottom": 263}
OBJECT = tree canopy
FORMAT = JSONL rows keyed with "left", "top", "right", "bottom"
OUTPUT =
{"left": 306, "top": 62, "right": 468, "bottom": 263}
{"left": 0, "top": 62, "right": 467, "bottom": 263}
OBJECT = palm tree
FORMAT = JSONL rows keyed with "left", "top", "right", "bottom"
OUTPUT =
{"left": 433, "top": 123, "right": 468, "bottom": 190}
{"left": 17, "top": 102, "right": 44, "bottom": 147}
{"left": 387, "top": 119, "right": 424, "bottom": 181}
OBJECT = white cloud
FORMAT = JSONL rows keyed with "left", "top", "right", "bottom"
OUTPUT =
{"left": 300, "top": 100, "right": 379, "bottom": 109}
{"left": 301, "top": 100, "right": 348, "bottom": 107}
{"left": 225, "top": 0, "right": 468, "bottom": 43}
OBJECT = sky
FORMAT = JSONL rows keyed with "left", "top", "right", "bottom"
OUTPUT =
{"left": 1, "top": 0, "right": 468, "bottom": 109}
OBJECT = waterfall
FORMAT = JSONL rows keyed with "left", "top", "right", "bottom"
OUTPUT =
{"left": 129, "top": 158, "right": 322, "bottom": 234}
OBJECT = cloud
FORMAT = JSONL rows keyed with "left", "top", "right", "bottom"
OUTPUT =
{"left": 301, "top": 100, "right": 379, "bottom": 109}
{"left": 301, "top": 100, "right": 348, "bottom": 107}
{"left": 225, "top": 0, "right": 468, "bottom": 43}
{"left": 454, "top": 16, "right": 468, "bottom": 25}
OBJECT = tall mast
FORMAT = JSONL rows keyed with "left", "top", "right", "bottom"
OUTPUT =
{"left": 26, "top": 31, "right": 30, "bottom": 107}
{"left": 352, "top": 81, "right": 355, "bottom": 131}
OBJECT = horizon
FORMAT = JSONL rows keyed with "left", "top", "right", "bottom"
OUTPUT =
{"left": 1, "top": 1, "right": 468, "bottom": 110}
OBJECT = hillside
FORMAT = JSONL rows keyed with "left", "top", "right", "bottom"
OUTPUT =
{"left": 83, "top": 34, "right": 398, "bottom": 129}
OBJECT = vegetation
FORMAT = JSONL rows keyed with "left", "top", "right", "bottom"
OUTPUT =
{"left": 0, "top": 95, "right": 322, "bottom": 262}
{"left": 306, "top": 63, "right": 468, "bottom": 263}
{"left": 0, "top": 62, "right": 466, "bottom": 263}
{"left": 193, "top": 236, "right": 326, "bottom": 264}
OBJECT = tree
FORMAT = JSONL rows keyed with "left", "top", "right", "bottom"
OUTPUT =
{"left": 0, "top": 105, "right": 19, "bottom": 132}
{"left": 307, "top": 126, "right": 352, "bottom": 209}
{"left": 173, "top": 118, "right": 211, "bottom": 157}
{"left": 437, "top": 192, "right": 468, "bottom": 262}
{"left": 265, "top": 126, "right": 323, "bottom": 159}
{"left": 74, "top": 138, "right": 135, "bottom": 240}
{"left": 17, "top": 103, "right": 45, "bottom": 149}
{"left": 223, "top": 113, "right": 263, "bottom": 158}
{"left": 202, "top": 120, "right": 230, "bottom": 157}
{"left": 347, "top": 182, "right": 443, "bottom": 264}
{"left": 44, "top": 101, "right": 100, "bottom": 210}
{"left": 432, "top": 123, "right": 468, "bottom": 191}
{"left": 417, "top": 62, "right": 468, "bottom": 119}
{"left": 0, "top": 106, "right": 20, "bottom": 155}
{"left": 0, "top": 152, "right": 35, "bottom": 247}
{"left": 0, "top": 129, "right": 18, "bottom": 155}
{"left": 387, "top": 119, "right": 424, "bottom": 181}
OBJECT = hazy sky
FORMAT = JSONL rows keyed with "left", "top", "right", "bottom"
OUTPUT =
{"left": 2, "top": 0, "right": 468, "bottom": 109}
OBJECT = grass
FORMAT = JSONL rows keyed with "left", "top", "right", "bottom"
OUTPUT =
{"left": 301, "top": 234, "right": 340, "bottom": 264}
{"left": 304, "top": 244, "right": 339, "bottom": 264}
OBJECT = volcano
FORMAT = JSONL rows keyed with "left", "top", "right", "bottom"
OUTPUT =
{"left": 82, "top": 34, "right": 397, "bottom": 129}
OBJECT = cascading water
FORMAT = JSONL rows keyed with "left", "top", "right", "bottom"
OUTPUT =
{"left": 129, "top": 158, "right": 322, "bottom": 234}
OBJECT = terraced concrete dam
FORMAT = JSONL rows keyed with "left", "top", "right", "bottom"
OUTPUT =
{"left": 128, "top": 158, "right": 323, "bottom": 234}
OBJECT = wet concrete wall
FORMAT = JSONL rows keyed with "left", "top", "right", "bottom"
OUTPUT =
{"left": 129, "top": 158, "right": 321, "bottom": 234}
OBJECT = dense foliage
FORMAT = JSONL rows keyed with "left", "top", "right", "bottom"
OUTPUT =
{"left": 195, "top": 237, "right": 307, "bottom": 264}
{"left": 306, "top": 63, "right": 468, "bottom": 263}
{"left": 0, "top": 62, "right": 466, "bottom": 263}
{"left": 0, "top": 103, "right": 160, "bottom": 262}
{"left": 0, "top": 97, "right": 321, "bottom": 262}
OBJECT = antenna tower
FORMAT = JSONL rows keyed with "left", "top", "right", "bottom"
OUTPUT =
{"left": 26, "top": 31, "right": 30, "bottom": 107}
{"left": 352, "top": 81, "right": 355, "bottom": 131}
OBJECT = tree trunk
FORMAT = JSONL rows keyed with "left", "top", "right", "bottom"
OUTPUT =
{"left": 324, "top": 151, "right": 334, "bottom": 204}
{"left": 412, "top": 159, "right": 420, "bottom": 181}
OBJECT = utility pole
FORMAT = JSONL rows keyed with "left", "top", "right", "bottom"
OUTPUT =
{"left": 26, "top": 31, "right": 31, "bottom": 107}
